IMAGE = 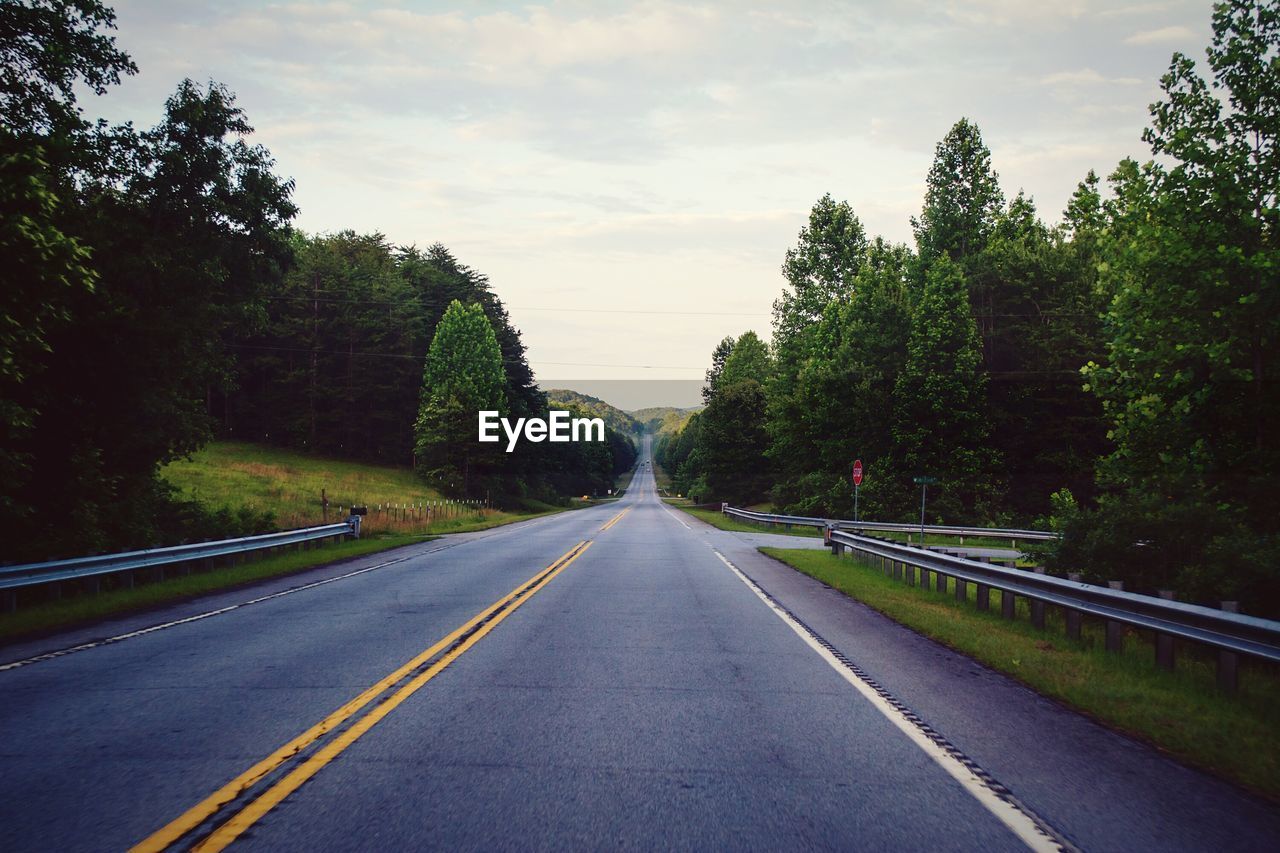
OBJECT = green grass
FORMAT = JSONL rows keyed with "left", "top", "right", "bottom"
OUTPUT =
{"left": 0, "top": 533, "right": 427, "bottom": 643}
{"left": 160, "top": 441, "right": 561, "bottom": 534}
{"left": 762, "top": 546, "right": 1280, "bottom": 800}
{"left": 160, "top": 441, "right": 441, "bottom": 528}
{"left": 669, "top": 502, "right": 1025, "bottom": 550}
{"left": 670, "top": 504, "right": 824, "bottom": 538}
{"left": 0, "top": 442, "right": 584, "bottom": 642}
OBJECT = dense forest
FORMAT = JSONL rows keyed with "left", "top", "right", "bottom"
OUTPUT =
{"left": 0, "top": 0, "right": 634, "bottom": 561}
{"left": 660, "top": 1, "right": 1279, "bottom": 614}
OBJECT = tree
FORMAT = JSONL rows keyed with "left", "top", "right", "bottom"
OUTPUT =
{"left": 0, "top": 0, "right": 136, "bottom": 140}
{"left": 718, "top": 330, "right": 771, "bottom": 388}
{"left": 12, "top": 78, "right": 296, "bottom": 559}
{"left": 892, "top": 255, "right": 995, "bottom": 521}
{"left": 1057, "top": 0, "right": 1280, "bottom": 613}
{"left": 0, "top": 0, "right": 130, "bottom": 539}
{"left": 770, "top": 239, "right": 916, "bottom": 517}
{"left": 414, "top": 300, "right": 506, "bottom": 496}
{"left": 768, "top": 196, "right": 871, "bottom": 507}
{"left": 703, "top": 335, "right": 735, "bottom": 404}
{"left": 0, "top": 141, "right": 96, "bottom": 518}
{"left": 912, "top": 117, "right": 1004, "bottom": 266}
{"left": 697, "top": 380, "right": 771, "bottom": 505}
{"left": 773, "top": 194, "right": 867, "bottom": 367}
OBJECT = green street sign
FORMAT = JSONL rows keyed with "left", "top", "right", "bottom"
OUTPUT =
{"left": 913, "top": 476, "right": 938, "bottom": 485}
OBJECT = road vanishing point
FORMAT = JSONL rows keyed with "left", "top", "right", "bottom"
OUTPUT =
{"left": 2, "top": 438, "right": 1277, "bottom": 851}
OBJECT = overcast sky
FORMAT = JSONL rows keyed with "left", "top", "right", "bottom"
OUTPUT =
{"left": 94, "top": 0, "right": 1213, "bottom": 400}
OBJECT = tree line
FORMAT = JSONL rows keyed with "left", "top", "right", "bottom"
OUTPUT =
{"left": 1, "top": 0, "right": 634, "bottom": 562}
{"left": 659, "top": 1, "right": 1279, "bottom": 615}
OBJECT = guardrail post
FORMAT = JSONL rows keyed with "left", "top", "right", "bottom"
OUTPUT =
{"left": 1218, "top": 602, "right": 1240, "bottom": 693}
{"left": 904, "top": 562, "right": 915, "bottom": 586}
{"left": 1065, "top": 574, "right": 1083, "bottom": 640}
{"left": 1154, "top": 590, "right": 1177, "bottom": 670}
{"left": 1031, "top": 568, "right": 1046, "bottom": 629}
{"left": 954, "top": 577, "right": 966, "bottom": 603}
{"left": 976, "top": 583, "right": 989, "bottom": 611}
{"left": 1001, "top": 588, "right": 1015, "bottom": 620}
{"left": 1106, "top": 582, "right": 1125, "bottom": 653}
{"left": 935, "top": 572, "right": 947, "bottom": 594}
{"left": 893, "top": 560, "right": 903, "bottom": 581}
{"left": 919, "top": 566, "right": 930, "bottom": 589}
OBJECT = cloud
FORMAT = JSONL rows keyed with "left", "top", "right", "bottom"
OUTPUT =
{"left": 1124, "top": 24, "right": 1197, "bottom": 45}
{"left": 96, "top": 0, "right": 1212, "bottom": 379}
{"left": 1041, "top": 69, "right": 1142, "bottom": 87}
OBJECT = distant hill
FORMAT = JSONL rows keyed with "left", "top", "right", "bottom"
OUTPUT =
{"left": 631, "top": 406, "right": 701, "bottom": 436}
{"left": 544, "top": 389, "right": 642, "bottom": 437}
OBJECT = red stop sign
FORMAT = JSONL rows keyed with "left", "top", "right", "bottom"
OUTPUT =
{"left": 852, "top": 459, "right": 863, "bottom": 486}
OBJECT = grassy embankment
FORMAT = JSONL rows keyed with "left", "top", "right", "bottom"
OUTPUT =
{"left": 161, "top": 441, "right": 571, "bottom": 534}
{"left": 762, "top": 547, "right": 1280, "bottom": 800}
{"left": 1, "top": 443, "right": 573, "bottom": 643}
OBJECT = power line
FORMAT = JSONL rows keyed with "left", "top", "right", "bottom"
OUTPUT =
{"left": 261, "top": 294, "right": 768, "bottom": 317}
{"left": 223, "top": 342, "right": 706, "bottom": 371}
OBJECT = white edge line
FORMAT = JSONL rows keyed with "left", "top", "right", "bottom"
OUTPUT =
{"left": 660, "top": 504, "right": 691, "bottom": 530}
{"left": 710, "top": 548, "right": 1063, "bottom": 853}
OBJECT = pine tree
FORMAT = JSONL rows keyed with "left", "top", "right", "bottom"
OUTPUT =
{"left": 414, "top": 300, "right": 506, "bottom": 497}
{"left": 892, "top": 255, "right": 995, "bottom": 521}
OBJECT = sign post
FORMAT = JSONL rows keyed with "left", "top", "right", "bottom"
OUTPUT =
{"left": 912, "top": 476, "right": 937, "bottom": 544}
{"left": 851, "top": 459, "right": 864, "bottom": 523}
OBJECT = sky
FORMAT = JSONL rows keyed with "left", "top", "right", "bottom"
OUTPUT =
{"left": 92, "top": 0, "right": 1214, "bottom": 405}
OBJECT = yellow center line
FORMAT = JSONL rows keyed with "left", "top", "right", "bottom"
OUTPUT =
{"left": 600, "top": 506, "right": 631, "bottom": 531}
{"left": 132, "top": 540, "right": 591, "bottom": 853}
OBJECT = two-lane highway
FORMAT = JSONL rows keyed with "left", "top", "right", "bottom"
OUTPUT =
{"left": 2, "top": 439, "right": 1278, "bottom": 850}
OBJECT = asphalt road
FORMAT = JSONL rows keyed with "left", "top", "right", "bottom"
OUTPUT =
{"left": 2, "top": 438, "right": 1277, "bottom": 851}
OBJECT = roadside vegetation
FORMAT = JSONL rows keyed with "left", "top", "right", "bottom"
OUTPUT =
{"left": 0, "top": 0, "right": 636, "bottom": 566}
{"left": 671, "top": 504, "right": 822, "bottom": 538}
{"left": 159, "top": 441, "right": 572, "bottom": 533}
{"left": 0, "top": 533, "right": 425, "bottom": 643}
{"left": 656, "top": 3, "right": 1280, "bottom": 618}
{"left": 763, "top": 547, "right": 1280, "bottom": 800}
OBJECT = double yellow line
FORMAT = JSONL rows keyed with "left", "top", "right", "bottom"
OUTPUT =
{"left": 133, "top": 540, "right": 592, "bottom": 853}
{"left": 600, "top": 506, "right": 631, "bottom": 532}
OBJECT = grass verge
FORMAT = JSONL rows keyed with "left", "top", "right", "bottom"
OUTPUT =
{"left": 0, "top": 534, "right": 428, "bottom": 644}
{"left": 761, "top": 546, "right": 1280, "bottom": 801}
{"left": 669, "top": 504, "right": 823, "bottom": 537}
{"left": 2, "top": 501, "right": 580, "bottom": 646}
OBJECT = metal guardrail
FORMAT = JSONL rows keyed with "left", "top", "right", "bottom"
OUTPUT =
{"left": 722, "top": 506, "right": 1054, "bottom": 543}
{"left": 724, "top": 505, "right": 1280, "bottom": 690}
{"left": 0, "top": 522, "right": 357, "bottom": 603}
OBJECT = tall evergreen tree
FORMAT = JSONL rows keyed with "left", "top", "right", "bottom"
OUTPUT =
{"left": 892, "top": 255, "right": 995, "bottom": 521}
{"left": 703, "top": 335, "right": 735, "bottom": 404}
{"left": 912, "top": 117, "right": 1004, "bottom": 266}
{"left": 414, "top": 300, "right": 506, "bottom": 497}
